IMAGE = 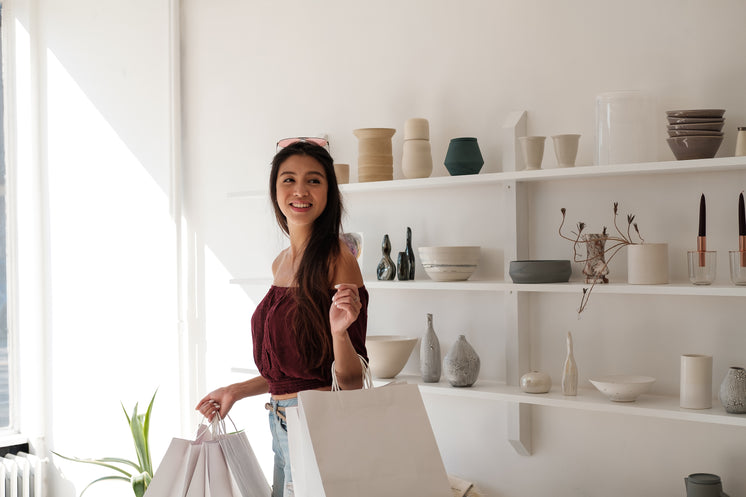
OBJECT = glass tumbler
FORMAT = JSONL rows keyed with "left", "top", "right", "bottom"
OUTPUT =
{"left": 729, "top": 251, "right": 746, "bottom": 285}
{"left": 595, "top": 91, "right": 656, "bottom": 165}
{"left": 688, "top": 251, "right": 717, "bottom": 285}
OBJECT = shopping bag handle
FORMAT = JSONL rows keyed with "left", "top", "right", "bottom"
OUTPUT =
{"left": 330, "top": 354, "right": 372, "bottom": 391}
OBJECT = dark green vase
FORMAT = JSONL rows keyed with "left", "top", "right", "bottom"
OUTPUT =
{"left": 444, "top": 137, "right": 484, "bottom": 176}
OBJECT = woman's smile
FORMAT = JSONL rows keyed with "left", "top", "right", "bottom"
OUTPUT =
{"left": 276, "top": 154, "right": 328, "bottom": 227}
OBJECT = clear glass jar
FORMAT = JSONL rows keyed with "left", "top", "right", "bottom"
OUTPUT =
{"left": 595, "top": 91, "right": 656, "bottom": 165}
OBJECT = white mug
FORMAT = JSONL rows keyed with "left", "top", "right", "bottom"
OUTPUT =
{"left": 552, "top": 134, "right": 581, "bottom": 167}
{"left": 680, "top": 354, "right": 713, "bottom": 409}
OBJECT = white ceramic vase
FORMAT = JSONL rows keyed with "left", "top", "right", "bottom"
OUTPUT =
{"left": 719, "top": 366, "right": 746, "bottom": 414}
{"left": 402, "top": 118, "right": 432, "bottom": 179}
{"left": 627, "top": 243, "right": 669, "bottom": 284}
{"left": 420, "top": 313, "right": 441, "bottom": 383}
{"left": 562, "top": 332, "right": 578, "bottom": 396}
{"left": 443, "top": 335, "right": 480, "bottom": 387}
{"left": 520, "top": 371, "right": 552, "bottom": 394}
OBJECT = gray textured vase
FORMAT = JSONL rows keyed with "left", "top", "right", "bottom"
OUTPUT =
{"left": 420, "top": 313, "right": 441, "bottom": 383}
{"left": 443, "top": 335, "right": 480, "bottom": 387}
{"left": 719, "top": 366, "right": 746, "bottom": 414}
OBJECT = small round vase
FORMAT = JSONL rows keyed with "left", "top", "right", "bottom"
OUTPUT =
{"left": 520, "top": 371, "right": 552, "bottom": 394}
{"left": 719, "top": 366, "right": 746, "bottom": 414}
{"left": 444, "top": 137, "right": 483, "bottom": 176}
{"left": 443, "top": 335, "right": 480, "bottom": 387}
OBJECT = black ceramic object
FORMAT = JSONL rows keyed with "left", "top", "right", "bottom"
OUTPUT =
{"left": 404, "top": 227, "right": 415, "bottom": 279}
{"left": 509, "top": 260, "right": 571, "bottom": 284}
{"left": 397, "top": 252, "right": 410, "bottom": 281}
{"left": 444, "top": 137, "right": 484, "bottom": 176}
{"left": 376, "top": 234, "right": 396, "bottom": 281}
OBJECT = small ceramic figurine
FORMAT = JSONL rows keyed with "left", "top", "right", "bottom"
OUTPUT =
{"left": 404, "top": 227, "right": 415, "bottom": 280}
{"left": 562, "top": 331, "right": 578, "bottom": 396}
{"left": 397, "top": 252, "right": 410, "bottom": 281}
{"left": 376, "top": 234, "right": 396, "bottom": 281}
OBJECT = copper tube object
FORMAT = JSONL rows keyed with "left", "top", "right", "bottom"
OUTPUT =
{"left": 697, "top": 236, "right": 707, "bottom": 267}
{"left": 740, "top": 236, "right": 746, "bottom": 267}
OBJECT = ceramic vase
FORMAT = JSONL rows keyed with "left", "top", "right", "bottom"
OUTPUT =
{"left": 402, "top": 118, "right": 433, "bottom": 179}
{"left": 397, "top": 252, "right": 410, "bottom": 281}
{"left": 443, "top": 335, "right": 480, "bottom": 387}
{"left": 719, "top": 366, "right": 746, "bottom": 414}
{"left": 627, "top": 243, "right": 669, "bottom": 284}
{"left": 420, "top": 313, "right": 441, "bottom": 383}
{"left": 583, "top": 233, "right": 609, "bottom": 284}
{"left": 444, "top": 137, "right": 484, "bottom": 176}
{"left": 562, "top": 332, "right": 578, "bottom": 396}
{"left": 376, "top": 234, "right": 396, "bottom": 281}
{"left": 353, "top": 128, "right": 396, "bottom": 182}
{"left": 404, "top": 227, "right": 415, "bottom": 280}
{"left": 520, "top": 371, "right": 552, "bottom": 394}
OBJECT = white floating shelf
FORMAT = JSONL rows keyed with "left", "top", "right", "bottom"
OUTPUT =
{"left": 227, "top": 157, "right": 746, "bottom": 199}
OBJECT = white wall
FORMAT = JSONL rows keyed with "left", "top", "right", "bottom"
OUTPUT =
{"left": 180, "top": 1, "right": 746, "bottom": 496}
{"left": 7, "top": 1, "right": 182, "bottom": 496}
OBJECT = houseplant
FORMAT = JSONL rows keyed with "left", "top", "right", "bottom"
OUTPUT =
{"left": 53, "top": 390, "right": 157, "bottom": 497}
{"left": 559, "top": 202, "right": 645, "bottom": 313}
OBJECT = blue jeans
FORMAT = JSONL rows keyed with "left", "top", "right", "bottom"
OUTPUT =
{"left": 268, "top": 398, "right": 298, "bottom": 497}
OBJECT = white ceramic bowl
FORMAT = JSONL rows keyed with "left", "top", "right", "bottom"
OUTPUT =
{"left": 418, "top": 246, "right": 480, "bottom": 282}
{"left": 589, "top": 375, "right": 656, "bottom": 402}
{"left": 365, "top": 335, "right": 418, "bottom": 379}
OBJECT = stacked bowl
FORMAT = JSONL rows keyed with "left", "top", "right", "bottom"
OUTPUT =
{"left": 666, "top": 109, "right": 725, "bottom": 160}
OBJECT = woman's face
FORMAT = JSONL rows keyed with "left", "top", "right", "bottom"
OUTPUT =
{"left": 275, "top": 154, "right": 328, "bottom": 230}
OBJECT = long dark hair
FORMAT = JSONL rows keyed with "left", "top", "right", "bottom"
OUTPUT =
{"left": 269, "top": 141, "right": 343, "bottom": 370}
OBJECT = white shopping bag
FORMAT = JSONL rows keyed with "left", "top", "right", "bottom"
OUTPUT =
{"left": 288, "top": 382, "right": 452, "bottom": 497}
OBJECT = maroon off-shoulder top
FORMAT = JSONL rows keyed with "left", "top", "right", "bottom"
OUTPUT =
{"left": 251, "top": 285, "right": 369, "bottom": 395}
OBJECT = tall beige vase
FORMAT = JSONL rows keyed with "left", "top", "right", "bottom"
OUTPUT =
{"left": 401, "top": 118, "right": 433, "bottom": 179}
{"left": 353, "top": 128, "right": 396, "bottom": 182}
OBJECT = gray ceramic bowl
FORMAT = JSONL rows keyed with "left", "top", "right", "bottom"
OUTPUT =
{"left": 667, "top": 135, "right": 723, "bottom": 160}
{"left": 509, "top": 260, "right": 571, "bottom": 284}
{"left": 666, "top": 116, "right": 724, "bottom": 125}
{"left": 667, "top": 122, "right": 725, "bottom": 132}
{"left": 665, "top": 109, "right": 725, "bottom": 118}
{"left": 667, "top": 129, "right": 723, "bottom": 137}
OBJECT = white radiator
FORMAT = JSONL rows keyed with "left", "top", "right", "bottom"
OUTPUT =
{"left": 0, "top": 452, "right": 43, "bottom": 497}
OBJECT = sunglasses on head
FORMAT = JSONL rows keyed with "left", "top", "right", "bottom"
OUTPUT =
{"left": 276, "top": 137, "right": 330, "bottom": 152}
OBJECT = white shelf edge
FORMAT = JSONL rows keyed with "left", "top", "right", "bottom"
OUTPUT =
{"left": 228, "top": 368, "right": 746, "bottom": 428}
{"left": 384, "top": 375, "right": 746, "bottom": 428}
{"left": 227, "top": 156, "right": 746, "bottom": 198}
{"left": 363, "top": 279, "right": 509, "bottom": 291}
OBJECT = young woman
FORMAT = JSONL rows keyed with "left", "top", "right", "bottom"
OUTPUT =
{"left": 195, "top": 139, "right": 368, "bottom": 497}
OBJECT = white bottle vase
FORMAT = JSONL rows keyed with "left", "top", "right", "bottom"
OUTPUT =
{"left": 562, "top": 331, "right": 578, "bottom": 396}
{"left": 443, "top": 335, "right": 480, "bottom": 387}
{"left": 420, "top": 313, "right": 441, "bottom": 383}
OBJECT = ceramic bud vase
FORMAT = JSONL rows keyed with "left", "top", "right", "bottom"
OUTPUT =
{"left": 562, "top": 332, "right": 578, "bottom": 396}
{"left": 443, "top": 335, "right": 480, "bottom": 387}
{"left": 420, "top": 313, "right": 441, "bottom": 383}
{"left": 353, "top": 128, "right": 396, "bottom": 182}
{"left": 401, "top": 118, "right": 433, "bottom": 179}
{"left": 404, "top": 227, "right": 415, "bottom": 280}
{"left": 396, "top": 252, "right": 410, "bottom": 281}
{"left": 583, "top": 233, "right": 609, "bottom": 283}
{"left": 719, "top": 366, "right": 746, "bottom": 414}
{"left": 376, "top": 234, "right": 396, "bottom": 281}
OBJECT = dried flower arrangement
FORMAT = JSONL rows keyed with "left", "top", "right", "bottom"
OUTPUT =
{"left": 558, "top": 202, "right": 645, "bottom": 313}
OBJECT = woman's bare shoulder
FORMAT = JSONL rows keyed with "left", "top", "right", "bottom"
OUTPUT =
{"left": 331, "top": 239, "right": 364, "bottom": 287}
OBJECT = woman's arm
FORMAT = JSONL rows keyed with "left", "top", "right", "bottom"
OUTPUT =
{"left": 195, "top": 375, "right": 269, "bottom": 421}
{"left": 329, "top": 243, "right": 366, "bottom": 389}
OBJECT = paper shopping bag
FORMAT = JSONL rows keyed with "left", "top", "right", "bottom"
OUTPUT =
{"left": 218, "top": 430, "right": 271, "bottom": 497}
{"left": 144, "top": 437, "right": 201, "bottom": 497}
{"left": 288, "top": 383, "right": 452, "bottom": 497}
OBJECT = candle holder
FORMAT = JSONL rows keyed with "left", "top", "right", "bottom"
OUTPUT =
{"left": 687, "top": 250, "right": 716, "bottom": 285}
{"left": 728, "top": 250, "right": 746, "bottom": 285}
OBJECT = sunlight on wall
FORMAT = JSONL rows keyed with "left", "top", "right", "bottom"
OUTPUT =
{"left": 43, "top": 43, "right": 180, "bottom": 447}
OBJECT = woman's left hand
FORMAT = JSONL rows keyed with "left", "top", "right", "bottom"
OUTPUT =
{"left": 329, "top": 283, "right": 362, "bottom": 336}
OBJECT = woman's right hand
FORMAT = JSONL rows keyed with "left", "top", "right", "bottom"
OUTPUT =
{"left": 195, "top": 386, "right": 236, "bottom": 422}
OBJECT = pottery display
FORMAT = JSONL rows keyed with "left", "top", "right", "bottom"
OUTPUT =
{"left": 520, "top": 371, "right": 552, "bottom": 394}
{"left": 420, "top": 313, "right": 441, "bottom": 383}
{"left": 376, "top": 234, "right": 396, "bottom": 281}
{"left": 582, "top": 233, "right": 609, "bottom": 284}
{"left": 353, "top": 128, "right": 396, "bottom": 182}
{"left": 396, "top": 251, "right": 410, "bottom": 281}
{"left": 589, "top": 375, "right": 655, "bottom": 402}
{"left": 444, "top": 137, "right": 483, "bottom": 176}
{"left": 401, "top": 118, "right": 433, "bottom": 179}
{"left": 561, "top": 332, "right": 578, "bottom": 396}
{"left": 551, "top": 134, "right": 581, "bottom": 167}
{"left": 680, "top": 354, "right": 713, "bottom": 409}
{"left": 508, "top": 260, "right": 571, "bottom": 284}
{"left": 443, "top": 335, "right": 480, "bottom": 387}
{"left": 404, "top": 227, "right": 415, "bottom": 280}
{"left": 665, "top": 109, "right": 725, "bottom": 160}
{"left": 719, "top": 366, "right": 746, "bottom": 414}
{"left": 365, "top": 335, "right": 417, "bottom": 379}
{"left": 418, "top": 246, "right": 480, "bottom": 282}
{"left": 627, "top": 243, "right": 669, "bottom": 284}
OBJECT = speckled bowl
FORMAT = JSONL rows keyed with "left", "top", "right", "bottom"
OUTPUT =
{"left": 509, "top": 260, "right": 571, "bottom": 283}
{"left": 589, "top": 375, "right": 655, "bottom": 402}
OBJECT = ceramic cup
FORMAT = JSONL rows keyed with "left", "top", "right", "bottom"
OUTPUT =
{"left": 680, "top": 354, "right": 713, "bottom": 409}
{"left": 517, "top": 136, "right": 546, "bottom": 170}
{"left": 627, "top": 243, "right": 668, "bottom": 284}
{"left": 552, "top": 134, "right": 581, "bottom": 167}
{"left": 333, "top": 163, "right": 350, "bottom": 184}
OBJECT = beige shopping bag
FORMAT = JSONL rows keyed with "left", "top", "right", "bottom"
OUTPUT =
{"left": 288, "top": 382, "right": 451, "bottom": 497}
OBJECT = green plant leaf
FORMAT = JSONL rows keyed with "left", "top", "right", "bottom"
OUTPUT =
{"left": 142, "top": 389, "right": 157, "bottom": 473}
{"left": 51, "top": 451, "right": 135, "bottom": 477}
{"left": 131, "top": 471, "right": 152, "bottom": 497}
{"left": 80, "top": 475, "right": 131, "bottom": 496}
